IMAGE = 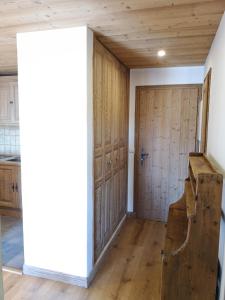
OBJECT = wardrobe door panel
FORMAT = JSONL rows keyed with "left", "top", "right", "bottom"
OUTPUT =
{"left": 111, "top": 171, "right": 120, "bottom": 231}
{"left": 112, "top": 66, "right": 120, "bottom": 148}
{"left": 103, "top": 56, "right": 113, "bottom": 151}
{"left": 94, "top": 155, "right": 103, "bottom": 185}
{"left": 113, "top": 149, "right": 120, "bottom": 171}
{"left": 93, "top": 51, "right": 103, "bottom": 156}
{"left": 104, "top": 177, "right": 112, "bottom": 244}
{"left": 94, "top": 185, "right": 103, "bottom": 261}
{"left": 104, "top": 151, "right": 113, "bottom": 178}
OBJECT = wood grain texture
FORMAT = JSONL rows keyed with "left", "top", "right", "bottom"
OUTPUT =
{"left": 0, "top": 164, "right": 21, "bottom": 215}
{"left": 200, "top": 68, "right": 211, "bottom": 153}
{"left": 135, "top": 85, "right": 201, "bottom": 222}
{"left": 161, "top": 153, "right": 223, "bottom": 300}
{"left": 0, "top": 1, "right": 224, "bottom": 73}
{"left": 3, "top": 218, "right": 165, "bottom": 300}
{"left": 0, "top": 76, "right": 19, "bottom": 126}
{"left": 93, "top": 39, "right": 129, "bottom": 261}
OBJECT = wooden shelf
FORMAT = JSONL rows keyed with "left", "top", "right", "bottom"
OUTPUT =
{"left": 164, "top": 198, "right": 188, "bottom": 254}
{"left": 161, "top": 153, "right": 223, "bottom": 300}
{"left": 185, "top": 180, "right": 196, "bottom": 218}
{"left": 189, "top": 154, "right": 215, "bottom": 179}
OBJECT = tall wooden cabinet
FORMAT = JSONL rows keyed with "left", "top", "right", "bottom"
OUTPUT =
{"left": 93, "top": 40, "right": 129, "bottom": 261}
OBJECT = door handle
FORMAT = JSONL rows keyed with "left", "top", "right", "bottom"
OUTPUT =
{"left": 141, "top": 148, "right": 149, "bottom": 166}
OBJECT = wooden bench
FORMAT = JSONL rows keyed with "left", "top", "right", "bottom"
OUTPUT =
{"left": 161, "top": 153, "right": 223, "bottom": 300}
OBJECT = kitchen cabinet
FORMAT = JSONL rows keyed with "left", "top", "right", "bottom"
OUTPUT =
{"left": 0, "top": 76, "right": 19, "bottom": 126}
{"left": 0, "top": 163, "right": 21, "bottom": 217}
{"left": 93, "top": 39, "right": 129, "bottom": 261}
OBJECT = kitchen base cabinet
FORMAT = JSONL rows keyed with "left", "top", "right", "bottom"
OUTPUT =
{"left": 0, "top": 164, "right": 21, "bottom": 217}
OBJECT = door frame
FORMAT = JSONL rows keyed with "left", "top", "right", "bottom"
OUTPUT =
{"left": 199, "top": 68, "right": 212, "bottom": 153}
{"left": 134, "top": 84, "right": 202, "bottom": 215}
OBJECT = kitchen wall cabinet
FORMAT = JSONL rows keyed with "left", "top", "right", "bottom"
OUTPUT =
{"left": 0, "top": 164, "right": 21, "bottom": 217}
{"left": 0, "top": 76, "right": 19, "bottom": 126}
{"left": 93, "top": 39, "right": 129, "bottom": 262}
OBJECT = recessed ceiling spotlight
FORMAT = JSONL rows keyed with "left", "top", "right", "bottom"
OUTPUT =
{"left": 157, "top": 49, "right": 166, "bottom": 57}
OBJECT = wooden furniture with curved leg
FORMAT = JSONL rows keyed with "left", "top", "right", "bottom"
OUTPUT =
{"left": 161, "top": 153, "right": 223, "bottom": 300}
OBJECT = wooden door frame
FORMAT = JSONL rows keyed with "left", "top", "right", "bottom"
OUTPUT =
{"left": 199, "top": 68, "right": 212, "bottom": 153}
{"left": 133, "top": 84, "right": 202, "bottom": 214}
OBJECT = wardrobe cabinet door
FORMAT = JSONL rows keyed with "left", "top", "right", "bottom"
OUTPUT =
{"left": 111, "top": 171, "right": 120, "bottom": 231}
{"left": 93, "top": 51, "right": 103, "bottom": 157}
{"left": 112, "top": 66, "right": 120, "bottom": 148}
{"left": 113, "top": 149, "right": 120, "bottom": 171}
{"left": 103, "top": 56, "right": 113, "bottom": 152}
{"left": 104, "top": 151, "right": 113, "bottom": 178}
{"left": 119, "top": 166, "right": 127, "bottom": 219}
{"left": 94, "top": 185, "right": 103, "bottom": 261}
{"left": 94, "top": 155, "right": 103, "bottom": 186}
{"left": 103, "top": 177, "right": 113, "bottom": 244}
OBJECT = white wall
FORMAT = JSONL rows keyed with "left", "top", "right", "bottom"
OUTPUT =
{"left": 128, "top": 66, "right": 204, "bottom": 211}
{"left": 17, "top": 26, "right": 93, "bottom": 279}
{"left": 204, "top": 12, "right": 225, "bottom": 300}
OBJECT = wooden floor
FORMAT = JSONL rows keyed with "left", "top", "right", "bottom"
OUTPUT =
{"left": 3, "top": 218, "right": 165, "bottom": 300}
{"left": 1, "top": 216, "right": 24, "bottom": 269}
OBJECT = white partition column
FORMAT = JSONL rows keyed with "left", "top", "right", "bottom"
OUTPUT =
{"left": 17, "top": 26, "right": 93, "bottom": 287}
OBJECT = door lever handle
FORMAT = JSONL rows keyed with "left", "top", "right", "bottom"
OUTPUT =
{"left": 141, "top": 148, "right": 149, "bottom": 166}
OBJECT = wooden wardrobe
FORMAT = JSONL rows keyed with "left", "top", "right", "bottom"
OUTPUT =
{"left": 93, "top": 39, "right": 129, "bottom": 261}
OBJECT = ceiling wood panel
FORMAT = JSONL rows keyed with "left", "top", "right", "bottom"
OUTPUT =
{"left": 0, "top": 0, "right": 224, "bottom": 74}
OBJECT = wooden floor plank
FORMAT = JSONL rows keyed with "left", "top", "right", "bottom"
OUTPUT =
{"left": 3, "top": 218, "right": 165, "bottom": 300}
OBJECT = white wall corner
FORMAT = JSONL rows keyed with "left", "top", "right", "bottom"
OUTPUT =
{"left": 86, "top": 27, "right": 94, "bottom": 277}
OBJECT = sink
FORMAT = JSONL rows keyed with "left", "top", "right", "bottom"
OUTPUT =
{"left": 0, "top": 155, "right": 13, "bottom": 159}
{"left": 0, "top": 155, "right": 21, "bottom": 162}
{"left": 7, "top": 157, "right": 21, "bottom": 162}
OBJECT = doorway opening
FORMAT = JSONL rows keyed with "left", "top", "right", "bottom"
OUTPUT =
{"left": 0, "top": 76, "right": 24, "bottom": 273}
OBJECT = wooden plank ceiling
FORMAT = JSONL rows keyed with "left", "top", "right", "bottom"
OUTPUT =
{"left": 0, "top": 0, "right": 224, "bottom": 74}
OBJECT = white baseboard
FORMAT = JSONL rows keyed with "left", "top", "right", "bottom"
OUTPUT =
{"left": 87, "top": 214, "right": 127, "bottom": 286}
{"left": 23, "top": 214, "right": 127, "bottom": 289}
{"left": 23, "top": 265, "right": 88, "bottom": 288}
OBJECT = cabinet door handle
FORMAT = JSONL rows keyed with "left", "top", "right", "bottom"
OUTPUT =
{"left": 15, "top": 183, "right": 18, "bottom": 192}
{"left": 12, "top": 183, "right": 15, "bottom": 192}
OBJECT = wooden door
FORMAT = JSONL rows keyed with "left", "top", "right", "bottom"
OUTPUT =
{"left": 135, "top": 85, "right": 200, "bottom": 221}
